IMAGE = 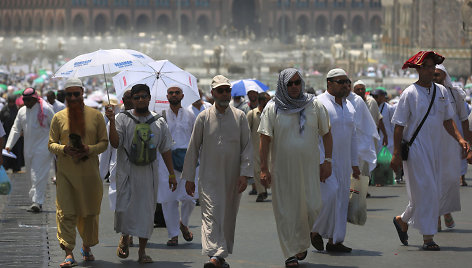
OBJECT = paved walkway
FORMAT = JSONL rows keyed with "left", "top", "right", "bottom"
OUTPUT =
{"left": 2, "top": 170, "right": 472, "bottom": 267}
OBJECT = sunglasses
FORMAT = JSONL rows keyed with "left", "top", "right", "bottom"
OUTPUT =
{"left": 330, "top": 79, "right": 351, "bottom": 85}
{"left": 215, "top": 87, "right": 231, "bottom": 94}
{"left": 168, "top": 91, "right": 181, "bottom": 95}
{"left": 133, "top": 94, "right": 150, "bottom": 100}
{"left": 433, "top": 73, "right": 441, "bottom": 77}
{"left": 66, "top": 92, "right": 82, "bottom": 98}
{"left": 287, "top": 79, "right": 302, "bottom": 87}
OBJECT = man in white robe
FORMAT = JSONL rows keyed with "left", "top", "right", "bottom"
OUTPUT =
{"left": 107, "top": 84, "right": 177, "bottom": 263}
{"left": 46, "top": 90, "right": 66, "bottom": 113}
{"left": 157, "top": 86, "right": 197, "bottom": 246}
{"left": 434, "top": 64, "right": 470, "bottom": 230}
{"left": 348, "top": 82, "right": 381, "bottom": 177}
{"left": 391, "top": 51, "right": 468, "bottom": 251}
{"left": 371, "top": 89, "right": 395, "bottom": 154}
{"left": 311, "top": 69, "right": 360, "bottom": 253}
{"left": 99, "top": 90, "right": 133, "bottom": 211}
{"left": 258, "top": 68, "right": 332, "bottom": 267}
{"left": 181, "top": 75, "right": 253, "bottom": 268}
{"left": 6, "top": 88, "right": 54, "bottom": 212}
{"left": 187, "top": 88, "right": 212, "bottom": 117}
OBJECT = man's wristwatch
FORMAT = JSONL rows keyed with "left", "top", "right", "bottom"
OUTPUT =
{"left": 324, "top": 158, "right": 332, "bottom": 163}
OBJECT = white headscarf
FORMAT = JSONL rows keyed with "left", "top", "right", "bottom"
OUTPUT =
{"left": 436, "top": 64, "right": 466, "bottom": 99}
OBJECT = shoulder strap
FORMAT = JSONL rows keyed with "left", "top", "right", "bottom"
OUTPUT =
{"left": 161, "top": 110, "right": 167, "bottom": 122}
{"left": 122, "top": 111, "right": 140, "bottom": 124}
{"left": 380, "top": 102, "right": 385, "bottom": 114}
{"left": 145, "top": 115, "right": 161, "bottom": 125}
{"left": 408, "top": 83, "right": 436, "bottom": 146}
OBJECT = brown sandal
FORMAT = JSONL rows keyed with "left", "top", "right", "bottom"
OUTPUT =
{"left": 138, "top": 254, "right": 153, "bottom": 263}
{"left": 180, "top": 222, "right": 194, "bottom": 242}
{"left": 166, "top": 236, "right": 178, "bottom": 246}
{"left": 117, "top": 235, "right": 129, "bottom": 259}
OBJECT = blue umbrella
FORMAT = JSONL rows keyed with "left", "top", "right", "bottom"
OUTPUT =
{"left": 230, "top": 79, "right": 269, "bottom": 97}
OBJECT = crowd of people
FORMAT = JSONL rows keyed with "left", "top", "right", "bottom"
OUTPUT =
{"left": 1, "top": 50, "right": 471, "bottom": 268}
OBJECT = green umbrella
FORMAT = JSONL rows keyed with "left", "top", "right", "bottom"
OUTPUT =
{"left": 0, "top": 84, "right": 7, "bottom": 91}
{"left": 13, "top": 89, "right": 24, "bottom": 95}
{"left": 375, "top": 86, "right": 386, "bottom": 91}
{"left": 465, "top": 83, "right": 472, "bottom": 89}
{"left": 33, "top": 77, "right": 45, "bottom": 84}
{"left": 366, "top": 87, "right": 372, "bottom": 92}
{"left": 38, "top": 69, "right": 47, "bottom": 76}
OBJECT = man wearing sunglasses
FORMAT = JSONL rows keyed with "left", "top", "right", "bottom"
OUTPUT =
{"left": 258, "top": 68, "right": 332, "bottom": 267}
{"left": 6, "top": 88, "right": 54, "bottom": 213}
{"left": 391, "top": 51, "right": 469, "bottom": 251}
{"left": 182, "top": 75, "right": 253, "bottom": 268}
{"left": 157, "top": 86, "right": 198, "bottom": 247}
{"left": 48, "top": 78, "right": 109, "bottom": 267}
{"left": 107, "top": 84, "right": 176, "bottom": 264}
{"left": 311, "top": 68, "right": 360, "bottom": 253}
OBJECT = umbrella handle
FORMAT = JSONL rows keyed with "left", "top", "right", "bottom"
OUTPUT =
{"left": 103, "top": 65, "right": 110, "bottom": 103}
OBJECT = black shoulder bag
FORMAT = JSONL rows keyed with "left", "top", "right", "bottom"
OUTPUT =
{"left": 401, "top": 84, "right": 436, "bottom": 160}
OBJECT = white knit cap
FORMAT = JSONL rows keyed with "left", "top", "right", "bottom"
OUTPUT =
{"left": 353, "top": 80, "right": 366, "bottom": 87}
{"left": 326, "top": 68, "right": 347, "bottom": 79}
{"left": 64, "top": 77, "right": 83, "bottom": 89}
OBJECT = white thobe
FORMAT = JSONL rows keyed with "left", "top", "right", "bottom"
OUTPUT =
{"left": 258, "top": 100, "right": 330, "bottom": 258}
{"left": 439, "top": 87, "right": 468, "bottom": 215}
{"left": 114, "top": 110, "right": 173, "bottom": 239}
{"left": 393, "top": 83, "right": 454, "bottom": 235}
{"left": 51, "top": 100, "right": 66, "bottom": 114}
{"left": 313, "top": 92, "right": 358, "bottom": 244}
{"left": 99, "top": 119, "right": 118, "bottom": 211}
{"left": 6, "top": 102, "right": 54, "bottom": 205}
{"left": 187, "top": 101, "right": 212, "bottom": 117}
{"left": 181, "top": 105, "right": 253, "bottom": 258}
{"left": 377, "top": 102, "right": 396, "bottom": 154}
{"left": 157, "top": 107, "right": 198, "bottom": 239}
{"left": 347, "top": 92, "right": 379, "bottom": 173}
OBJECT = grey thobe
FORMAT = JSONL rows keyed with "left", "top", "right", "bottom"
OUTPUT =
{"left": 181, "top": 105, "right": 253, "bottom": 258}
{"left": 114, "top": 111, "right": 172, "bottom": 239}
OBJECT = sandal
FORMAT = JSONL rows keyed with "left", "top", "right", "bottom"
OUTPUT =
{"left": 285, "top": 256, "right": 299, "bottom": 267}
{"left": 138, "top": 254, "right": 153, "bottom": 263}
{"left": 117, "top": 235, "right": 129, "bottom": 259}
{"left": 311, "top": 232, "right": 324, "bottom": 251}
{"left": 204, "top": 257, "right": 221, "bottom": 268}
{"left": 180, "top": 222, "right": 194, "bottom": 242}
{"left": 59, "top": 258, "right": 77, "bottom": 268}
{"left": 296, "top": 250, "right": 307, "bottom": 261}
{"left": 422, "top": 241, "right": 440, "bottom": 251}
{"left": 217, "top": 257, "right": 230, "bottom": 268}
{"left": 393, "top": 217, "right": 408, "bottom": 246}
{"left": 80, "top": 247, "right": 95, "bottom": 261}
{"left": 444, "top": 215, "right": 455, "bottom": 228}
{"left": 166, "top": 236, "right": 178, "bottom": 246}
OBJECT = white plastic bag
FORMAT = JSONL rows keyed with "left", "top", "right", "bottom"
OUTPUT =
{"left": 347, "top": 175, "right": 369, "bottom": 225}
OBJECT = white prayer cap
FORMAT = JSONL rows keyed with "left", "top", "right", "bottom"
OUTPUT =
{"left": 326, "top": 68, "right": 347, "bottom": 79}
{"left": 353, "top": 80, "right": 366, "bottom": 87}
{"left": 64, "top": 78, "right": 83, "bottom": 89}
{"left": 435, "top": 64, "right": 446, "bottom": 73}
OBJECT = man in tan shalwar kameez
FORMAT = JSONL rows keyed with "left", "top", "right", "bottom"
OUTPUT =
{"left": 258, "top": 68, "right": 332, "bottom": 267}
{"left": 182, "top": 75, "right": 253, "bottom": 268}
{"left": 48, "top": 78, "right": 108, "bottom": 267}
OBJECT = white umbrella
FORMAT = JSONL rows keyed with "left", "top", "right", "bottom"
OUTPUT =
{"left": 54, "top": 49, "right": 154, "bottom": 101}
{"left": 112, "top": 60, "right": 200, "bottom": 111}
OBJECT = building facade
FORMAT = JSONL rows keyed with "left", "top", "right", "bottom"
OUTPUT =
{"left": 0, "top": 0, "right": 382, "bottom": 39}
{"left": 383, "top": 0, "right": 471, "bottom": 76}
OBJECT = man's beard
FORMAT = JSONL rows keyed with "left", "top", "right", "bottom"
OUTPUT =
{"left": 215, "top": 99, "right": 230, "bottom": 107}
{"left": 168, "top": 99, "right": 181, "bottom": 106}
{"left": 67, "top": 100, "right": 85, "bottom": 137}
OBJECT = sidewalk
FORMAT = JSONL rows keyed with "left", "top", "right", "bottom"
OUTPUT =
{"left": 0, "top": 171, "right": 51, "bottom": 267}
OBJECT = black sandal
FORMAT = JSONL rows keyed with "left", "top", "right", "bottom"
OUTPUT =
{"left": 393, "top": 217, "right": 408, "bottom": 246}
{"left": 285, "top": 256, "right": 299, "bottom": 267}
{"left": 422, "top": 241, "right": 440, "bottom": 251}
{"left": 296, "top": 250, "right": 307, "bottom": 261}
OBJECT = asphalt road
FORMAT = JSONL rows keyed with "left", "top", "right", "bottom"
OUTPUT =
{"left": 3, "top": 169, "right": 472, "bottom": 267}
